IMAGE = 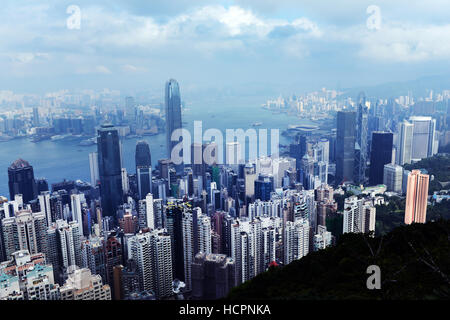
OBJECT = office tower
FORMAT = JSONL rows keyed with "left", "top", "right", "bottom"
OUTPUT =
{"left": 191, "top": 253, "right": 237, "bottom": 300}
{"left": 409, "top": 116, "right": 437, "bottom": 161}
{"left": 121, "top": 168, "right": 129, "bottom": 195}
{"left": 243, "top": 164, "right": 256, "bottom": 201}
{"left": 35, "top": 178, "right": 49, "bottom": 194}
{"left": 135, "top": 140, "right": 152, "bottom": 200}
{"left": 32, "top": 107, "right": 40, "bottom": 127}
{"left": 396, "top": 121, "right": 413, "bottom": 165}
{"left": 125, "top": 96, "right": 135, "bottom": 110}
{"left": 284, "top": 219, "right": 310, "bottom": 265}
{"left": 157, "top": 159, "right": 171, "bottom": 179}
{"left": 60, "top": 267, "right": 111, "bottom": 300}
{"left": 165, "top": 79, "right": 182, "bottom": 159}
{"left": 355, "top": 93, "right": 369, "bottom": 185}
{"left": 369, "top": 132, "right": 393, "bottom": 186}
{"left": 8, "top": 159, "right": 37, "bottom": 204}
{"left": 97, "top": 124, "right": 123, "bottom": 217}
{"left": 254, "top": 175, "right": 274, "bottom": 201}
{"left": 317, "top": 138, "right": 330, "bottom": 163}
{"left": 272, "top": 157, "right": 296, "bottom": 189}
{"left": 226, "top": 142, "right": 243, "bottom": 171}
{"left": 336, "top": 111, "right": 356, "bottom": 185}
{"left": 128, "top": 229, "right": 173, "bottom": 299}
{"left": 191, "top": 143, "right": 205, "bottom": 176}
{"left": 289, "top": 135, "right": 307, "bottom": 172}
{"left": 404, "top": 170, "right": 429, "bottom": 224}
{"left": 165, "top": 202, "right": 184, "bottom": 281}
{"left": 300, "top": 154, "right": 314, "bottom": 189}
{"left": 383, "top": 164, "right": 403, "bottom": 193}
{"left": 343, "top": 196, "right": 376, "bottom": 234}
{"left": 89, "top": 152, "right": 99, "bottom": 186}
{"left": 313, "top": 225, "right": 332, "bottom": 251}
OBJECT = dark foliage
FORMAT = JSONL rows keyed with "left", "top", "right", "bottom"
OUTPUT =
{"left": 227, "top": 220, "right": 450, "bottom": 300}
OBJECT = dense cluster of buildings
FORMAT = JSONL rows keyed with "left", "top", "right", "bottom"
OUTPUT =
{"left": 0, "top": 82, "right": 443, "bottom": 300}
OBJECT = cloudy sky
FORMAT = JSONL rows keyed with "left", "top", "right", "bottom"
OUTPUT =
{"left": 1, "top": 0, "right": 450, "bottom": 96}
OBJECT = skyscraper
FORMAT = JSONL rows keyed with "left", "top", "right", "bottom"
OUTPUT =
{"left": 355, "top": 92, "right": 368, "bottom": 185}
{"left": 383, "top": 164, "right": 403, "bottom": 193}
{"left": 165, "top": 79, "right": 182, "bottom": 160}
{"left": 369, "top": 132, "right": 393, "bottom": 186}
{"left": 404, "top": 170, "right": 429, "bottom": 224}
{"left": 409, "top": 116, "right": 437, "bottom": 161}
{"left": 396, "top": 121, "right": 413, "bottom": 165}
{"left": 336, "top": 111, "right": 356, "bottom": 185}
{"left": 89, "top": 152, "right": 99, "bottom": 186}
{"left": 135, "top": 141, "right": 152, "bottom": 200}
{"left": 97, "top": 124, "right": 123, "bottom": 217}
{"left": 8, "top": 159, "right": 37, "bottom": 204}
{"left": 32, "top": 107, "right": 40, "bottom": 127}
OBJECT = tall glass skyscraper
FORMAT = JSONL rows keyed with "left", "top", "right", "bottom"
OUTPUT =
{"left": 165, "top": 79, "right": 182, "bottom": 160}
{"left": 336, "top": 111, "right": 356, "bottom": 185}
{"left": 369, "top": 132, "right": 393, "bottom": 186}
{"left": 355, "top": 92, "right": 368, "bottom": 185}
{"left": 135, "top": 140, "right": 152, "bottom": 200}
{"left": 97, "top": 124, "right": 123, "bottom": 217}
{"left": 8, "top": 158, "right": 37, "bottom": 203}
{"left": 396, "top": 121, "right": 413, "bottom": 165}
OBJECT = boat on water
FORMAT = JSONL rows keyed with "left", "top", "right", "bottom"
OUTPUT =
{"left": 78, "top": 138, "right": 96, "bottom": 146}
{"left": 252, "top": 122, "right": 263, "bottom": 126}
{"left": 0, "top": 135, "right": 13, "bottom": 142}
{"left": 31, "top": 134, "right": 52, "bottom": 143}
{"left": 51, "top": 134, "right": 70, "bottom": 141}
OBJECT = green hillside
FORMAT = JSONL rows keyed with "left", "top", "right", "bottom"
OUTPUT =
{"left": 227, "top": 220, "right": 450, "bottom": 300}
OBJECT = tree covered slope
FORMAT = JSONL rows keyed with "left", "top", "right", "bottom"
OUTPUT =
{"left": 227, "top": 220, "right": 450, "bottom": 300}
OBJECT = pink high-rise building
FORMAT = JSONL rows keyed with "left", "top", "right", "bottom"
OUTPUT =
{"left": 404, "top": 170, "right": 429, "bottom": 224}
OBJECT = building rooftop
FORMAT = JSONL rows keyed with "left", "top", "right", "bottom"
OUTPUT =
{"left": 9, "top": 158, "right": 31, "bottom": 170}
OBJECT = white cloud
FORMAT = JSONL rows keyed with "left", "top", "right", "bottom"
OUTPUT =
{"left": 95, "top": 65, "right": 112, "bottom": 74}
{"left": 121, "top": 64, "right": 146, "bottom": 73}
{"left": 351, "top": 23, "right": 450, "bottom": 62}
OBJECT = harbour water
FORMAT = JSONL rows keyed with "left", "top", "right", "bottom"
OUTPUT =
{"left": 0, "top": 98, "right": 314, "bottom": 198}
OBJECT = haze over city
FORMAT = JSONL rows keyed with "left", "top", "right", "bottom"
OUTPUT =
{"left": 0, "top": 0, "right": 449, "bottom": 309}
